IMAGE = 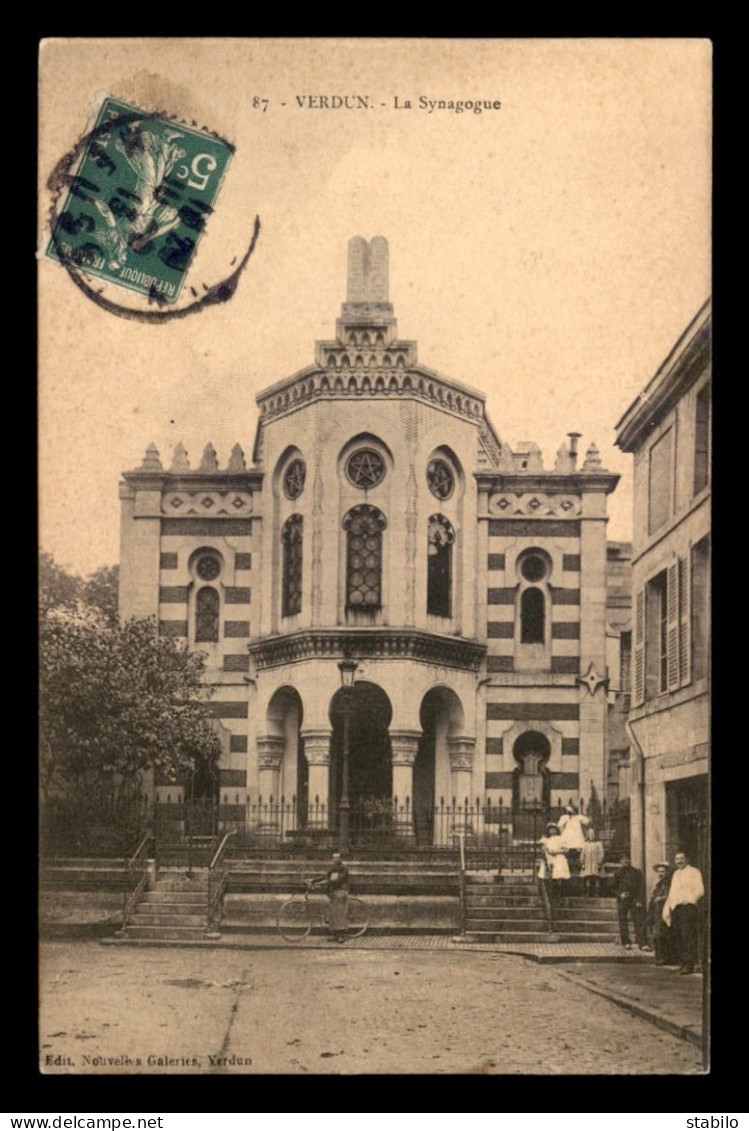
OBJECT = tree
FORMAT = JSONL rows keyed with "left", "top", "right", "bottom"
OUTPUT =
{"left": 39, "top": 551, "right": 119, "bottom": 622}
{"left": 39, "top": 551, "right": 82, "bottom": 616}
{"left": 40, "top": 608, "right": 221, "bottom": 813}
{"left": 82, "top": 564, "right": 119, "bottom": 623}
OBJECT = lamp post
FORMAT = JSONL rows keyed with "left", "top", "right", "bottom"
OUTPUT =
{"left": 337, "top": 656, "right": 358, "bottom": 854}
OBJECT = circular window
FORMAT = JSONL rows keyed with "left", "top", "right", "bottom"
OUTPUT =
{"left": 520, "top": 555, "right": 546, "bottom": 583}
{"left": 346, "top": 449, "right": 386, "bottom": 489}
{"left": 283, "top": 458, "right": 306, "bottom": 500}
{"left": 196, "top": 555, "right": 222, "bottom": 581}
{"left": 427, "top": 459, "right": 455, "bottom": 500}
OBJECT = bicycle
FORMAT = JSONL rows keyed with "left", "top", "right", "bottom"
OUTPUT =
{"left": 276, "top": 886, "right": 369, "bottom": 941}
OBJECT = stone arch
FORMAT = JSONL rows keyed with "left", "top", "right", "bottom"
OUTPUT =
{"left": 261, "top": 685, "right": 306, "bottom": 813}
{"left": 328, "top": 681, "right": 393, "bottom": 812}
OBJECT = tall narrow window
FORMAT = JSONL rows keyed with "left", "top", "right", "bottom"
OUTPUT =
{"left": 281, "top": 514, "right": 303, "bottom": 617}
{"left": 427, "top": 514, "right": 454, "bottom": 617}
{"left": 344, "top": 505, "right": 386, "bottom": 610}
{"left": 693, "top": 381, "right": 711, "bottom": 495}
{"left": 195, "top": 586, "right": 219, "bottom": 642}
{"left": 521, "top": 588, "right": 545, "bottom": 643}
{"left": 645, "top": 570, "right": 668, "bottom": 698}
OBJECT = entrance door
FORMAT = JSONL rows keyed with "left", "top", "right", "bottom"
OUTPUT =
{"left": 512, "top": 731, "right": 551, "bottom": 840}
{"left": 329, "top": 681, "right": 393, "bottom": 840}
{"left": 184, "top": 756, "right": 219, "bottom": 837}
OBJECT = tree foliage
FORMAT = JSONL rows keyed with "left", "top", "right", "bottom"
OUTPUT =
{"left": 40, "top": 607, "right": 221, "bottom": 807}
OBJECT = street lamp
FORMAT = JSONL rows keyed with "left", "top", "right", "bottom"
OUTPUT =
{"left": 337, "top": 656, "right": 358, "bottom": 854}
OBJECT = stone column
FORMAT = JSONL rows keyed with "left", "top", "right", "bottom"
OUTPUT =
{"left": 301, "top": 729, "right": 332, "bottom": 828}
{"left": 256, "top": 735, "right": 284, "bottom": 835}
{"left": 449, "top": 736, "right": 476, "bottom": 827}
{"left": 390, "top": 730, "right": 420, "bottom": 840}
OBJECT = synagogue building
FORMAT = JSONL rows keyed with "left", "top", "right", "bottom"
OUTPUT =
{"left": 118, "top": 237, "right": 625, "bottom": 846}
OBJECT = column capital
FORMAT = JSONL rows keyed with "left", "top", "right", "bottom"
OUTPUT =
{"left": 390, "top": 729, "right": 421, "bottom": 766}
{"left": 301, "top": 728, "right": 332, "bottom": 765}
{"left": 256, "top": 735, "right": 285, "bottom": 769}
{"left": 448, "top": 735, "right": 476, "bottom": 772}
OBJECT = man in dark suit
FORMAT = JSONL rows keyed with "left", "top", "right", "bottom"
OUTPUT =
{"left": 612, "top": 854, "right": 651, "bottom": 951}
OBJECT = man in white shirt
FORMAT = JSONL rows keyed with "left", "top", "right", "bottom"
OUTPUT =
{"left": 662, "top": 850, "right": 705, "bottom": 974}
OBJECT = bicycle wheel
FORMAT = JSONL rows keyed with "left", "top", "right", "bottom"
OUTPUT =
{"left": 346, "top": 897, "right": 369, "bottom": 939}
{"left": 277, "top": 899, "right": 313, "bottom": 941}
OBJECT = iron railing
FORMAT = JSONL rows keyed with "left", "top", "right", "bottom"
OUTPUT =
{"left": 206, "top": 831, "right": 237, "bottom": 935}
{"left": 121, "top": 832, "right": 153, "bottom": 928}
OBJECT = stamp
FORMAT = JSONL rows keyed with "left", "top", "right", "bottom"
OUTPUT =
{"left": 46, "top": 96, "right": 237, "bottom": 308}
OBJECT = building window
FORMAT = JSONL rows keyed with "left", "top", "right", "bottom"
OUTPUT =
{"left": 648, "top": 429, "right": 672, "bottom": 535}
{"left": 427, "top": 514, "right": 454, "bottom": 617}
{"left": 196, "top": 554, "right": 221, "bottom": 581}
{"left": 281, "top": 514, "right": 303, "bottom": 617}
{"left": 427, "top": 459, "right": 454, "bottom": 501}
{"left": 520, "top": 588, "right": 545, "bottom": 643}
{"left": 195, "top": 586, "right": 220, "bottom": 642}
{"left": 693, "top": 381, "right": 711, "bottom": 495}
{"left": 344, "top": 505, "right": 386, "bottom": 609}
{"left": 346, "top": 449, "right": 386, "bottom": 489}
{"left": 283, "top": 459, "right": 306, "bottom": 501}
{"left": 645, "top": 570, "right": 668, "bottom": 697}
{"left": 691, "top": 535, "right": 710, "bottom": 681}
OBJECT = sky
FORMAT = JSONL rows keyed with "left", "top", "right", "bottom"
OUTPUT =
{"left": 38, "top": 38, "right": 712, "bottom": 577}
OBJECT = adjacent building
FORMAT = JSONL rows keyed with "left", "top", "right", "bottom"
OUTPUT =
{"left": 614, "top": 300, "right": 711, "bottom": 887}
{"left": 118, "top": 236, "right": 623, "bottom": 846}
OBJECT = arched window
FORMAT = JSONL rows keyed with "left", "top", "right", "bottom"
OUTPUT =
{"left": 521, "top": 588, "right": 545, "bottom": 644}
{"left": 344, "top": 505, "right": 386, "bottom": 610}
{"left": 282, "top": 514, "right": 303, "bottom": 617}
{"left": 427, "top": 514, "right": 455, "bottom": 617}
{"left": 195, "top": 586, "right": 219, "bottom": 642}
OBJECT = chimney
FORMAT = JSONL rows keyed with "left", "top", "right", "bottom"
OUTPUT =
{"left": 567, "top": 432, "right": 582, "bottom": 469}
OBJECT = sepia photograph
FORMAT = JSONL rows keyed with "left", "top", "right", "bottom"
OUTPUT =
{"left": 38, "top": 37, "right": 711, "bottom": 1076}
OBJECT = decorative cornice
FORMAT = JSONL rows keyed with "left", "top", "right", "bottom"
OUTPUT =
{"left": 255, "top": 363, "right": 488, "bottom": 428}
{"left": 476, "top": 472, "right": 620, "bottom": 495}
{"left": 249, "top": 629, "right": 486, "bottom": 672}
{"left": 615, "top": 299, "right": 711, "bottom": 452}
{"left": 122, "top": 471, "right": 263, "bottom": 491}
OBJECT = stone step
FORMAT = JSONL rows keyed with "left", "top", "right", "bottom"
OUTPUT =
{"left": 465, "top": 916, "right": 618, "bottom": 933}
{"left": 131, "top": 912, "right": 207, "bottom": 927}
{"left": 464, "top": 904, "right": 618, "bottom": 921}
{"left": 461, "top": 930, "right": 619, "bottom": 944}
{"left": 119, "top": 925, "right": 210, "bottom": 940}
{"left": 142, "top": 892, "right": 208, "bottom": 906}
{"left": 151, "top": 879, "right": 209, "bottom": 892}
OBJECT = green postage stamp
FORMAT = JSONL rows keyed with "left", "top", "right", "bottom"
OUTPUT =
{"left": 47, "top": 97, "right": 234, "bottom": 304}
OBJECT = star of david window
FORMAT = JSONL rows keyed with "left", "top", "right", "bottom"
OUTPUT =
{"left": 196, "top": 555, "right": 221, "bottom": 581}
{"left": 283, "top": 459, "right": 306, "bottom": 500}
{"left": 346, "top": 449, "right": 386, "bottom": 489}
{"left": 281, "top": 514, "right": 303, "bottom": 617}
{"left": 344, "top": 505, "right": 386, "bottom": 610}
{"left": 427, "top": 459, "right": 455, "bottom": 500}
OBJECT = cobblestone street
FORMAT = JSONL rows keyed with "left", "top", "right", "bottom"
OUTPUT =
{"left": 40, "top": 941, "right": 704, "bottom": 1075}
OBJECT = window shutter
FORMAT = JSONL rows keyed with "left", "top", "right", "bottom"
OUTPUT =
{"left": 678, "top": 554, "right": 690, "bottom": 686}
{"left": 666, "top": 561, "right": 679, "bottom": 690}
{"left": 634, "top": 589, "right": 645, "bottom": 705}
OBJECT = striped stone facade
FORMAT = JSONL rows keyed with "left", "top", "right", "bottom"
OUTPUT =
{"left": 118, "top": 237, "right": 622, "bottom": 835}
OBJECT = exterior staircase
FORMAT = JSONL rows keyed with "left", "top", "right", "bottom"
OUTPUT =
{"left": 116, "top": 868, "right": 211, "bottom": 941}
{"left": 462, "top": 873, "right": 620, "bottom": 944}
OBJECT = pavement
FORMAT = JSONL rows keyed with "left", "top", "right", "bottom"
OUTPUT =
{"left": 40, "top": 940, "right": 705, "bottom": 1074}
{"left": 99, "top": 931, "right": 705, "bottom": 1048}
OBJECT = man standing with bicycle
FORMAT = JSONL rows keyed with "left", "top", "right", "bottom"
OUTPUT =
{"left": 309, "top": 851, "right": 350, "bottom": 943}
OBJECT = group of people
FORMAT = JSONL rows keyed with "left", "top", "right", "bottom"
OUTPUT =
{"left": 538, "top": 804, "right": 605, "bottom": 895}
{"left": 614, "top": 851, "right": 705, "bottom": 974}
{"left": 538, "top": 806, "right": 705, "bottom": 973}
